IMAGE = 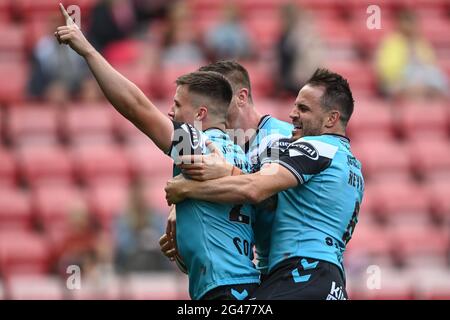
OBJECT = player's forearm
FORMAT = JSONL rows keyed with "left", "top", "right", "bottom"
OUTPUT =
{"left": 184, "top": 175, "right": 258, "bottom": 204}
{"left": 83, "top": 50, "right": 150, "bottom": 122}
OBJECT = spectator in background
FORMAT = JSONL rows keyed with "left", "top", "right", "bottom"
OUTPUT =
{"left": 53, "top": 200, "right": 111, "bottom": 280}
{"left": 376, "top": 9, "right": 448, "bottom": 100}
{"left": 114, "top": 180, "right": 169, "bottom": 274}
{"left": 275, "top": 3, "right": 324, "bottom": 98}
{"left": 88, "top": 0, "right": 137, "bottom": 53}
{"left": 161, "top": 1, "right": 205, "bottom": 66}
{"left": 204, "top": 3, "right": 252, "bottom": 61}
{"left": 27, "top": 14, "right": 87, "bottom": 103}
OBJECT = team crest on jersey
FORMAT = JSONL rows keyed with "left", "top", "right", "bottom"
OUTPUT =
{"left": 289, "top": 142, "right": 319, "bottom": 160}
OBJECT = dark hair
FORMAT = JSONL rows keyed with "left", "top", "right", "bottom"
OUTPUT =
{"left": 198, "top": 60, "right": 253, "bottom": 102}
{"left": 305, "top": 68, "right": 354, "bottom": 126}
{"left": 175, "top": 71, "right": 233, "bottom": 119}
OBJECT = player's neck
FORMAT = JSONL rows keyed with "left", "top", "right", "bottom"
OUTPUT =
{"left": 199, "top": 119, "right": 226, "bottom": 132}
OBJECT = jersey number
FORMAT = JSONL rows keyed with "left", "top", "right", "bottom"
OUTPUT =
{"left": 342, "top": 201, "right": 360, "bottom": 245}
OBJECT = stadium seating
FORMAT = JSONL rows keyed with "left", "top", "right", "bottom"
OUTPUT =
{"left": 6, "top": 104, "right": 60, "bottom": 145}
{"left": 0, "top": 148, "right": 16, "bottom": 187}
{"left": 32, "top": 183, "right": 87, "bottom": 231}
{"left": 63, "top": 103, "right": 115, "bottom": 144}
{"left": 16, "top": 144, "right": 73, "bottom": 186}
{"left": 409, "top": 138, "right": 450, "bottom": 180}
{"left": 0, "top": 62, "right": 27, "bottom": 104}
{"left": 6, "top": 275, "right": 64, "bottom": 300}
{"left": 71, "top": 143, "right": 130, "bottom": 185}
{"left": 124, "top": 143, "right": 173, "bottom": 179}
{"left": 0, "top": 230, "right": 50, "bottom": 276}
{"left": 0, "top": 188, "right": 32, "bottom": 231}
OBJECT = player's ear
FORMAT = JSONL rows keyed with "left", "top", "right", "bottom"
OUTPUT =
{"left": 196, "top": 106, "right": 208, "bottom": 121}
{"left": 236, "top": 88, "right": 249, "bottom": 107}
{"left": 325, "top": 110, "right": 341, "bottom": 128}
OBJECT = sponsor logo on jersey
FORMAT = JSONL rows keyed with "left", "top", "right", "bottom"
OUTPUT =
{"left": 289, "top": 142, "right": 319, "bottom": 160}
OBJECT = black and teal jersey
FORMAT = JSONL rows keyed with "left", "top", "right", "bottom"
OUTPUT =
{"left": 261, "top": 134, "right": 364, "bottom": 274}
{"left": 168, "top": 121, "right": 259, "bottom": 300}
{"left": 245, "top": 115, "right": 293, "bottom": 275}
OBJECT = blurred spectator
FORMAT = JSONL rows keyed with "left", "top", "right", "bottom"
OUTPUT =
{"left": 131, "top": 0, "right": 175, "bottom": 29}
{"left": 88, "top": 0, "right": 137, "bottom": 53}
{"left": 27, "top": 14, "right": 87, "bottom": 103}
{"left": 78, "top": 75, "right": 105, "bottom": 103}
{"left": 161, "top": 1, "right": 205, "bottom": 66}
{"left": 113, "top": 180, "right": 169, "bottom": 274}
{"left": 274, "top": 3, "right": 324, "bottom": 98}
{"left": 375, "top": 9, "right": 448, "bottom": 100}
{"left": 204, "top": 3, "right": 253, "bottom": 61}
{"left": 53, "top": 200, "right": 111, "bottom": 279}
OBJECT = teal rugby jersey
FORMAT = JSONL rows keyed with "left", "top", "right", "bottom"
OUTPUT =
{"left": 245, "top": 115, "right": 292, "bottom": 275}
{"left": 169, "top": 121, "right": 259, "bottom": 299}
{"left": 261, "top": 134, "right": 364, "bottom": 274}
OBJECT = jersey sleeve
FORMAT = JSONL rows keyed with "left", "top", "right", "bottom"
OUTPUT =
{"left": 167, "top": 121, "right": 207, "bottom": 164}
{"left": 262, "top": 138, "right": 338, "bottom": 184}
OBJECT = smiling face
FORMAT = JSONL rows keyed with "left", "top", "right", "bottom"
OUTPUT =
{"left": 168, "top": 85, "right": 198, "bottom": 124}
{"left": 289, "top": 84, "right": 328, "bottom": 140}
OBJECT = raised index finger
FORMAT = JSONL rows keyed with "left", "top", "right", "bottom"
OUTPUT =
{"left": 59, "top": 3, "right": 77, "bottom": 28}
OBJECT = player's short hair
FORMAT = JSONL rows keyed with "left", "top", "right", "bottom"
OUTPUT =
{"left": 176, "top": 71, "right": 233, "bottom": 119}
{"left": 198, "top": 60, "right": 253, "bottom": 102}
{"left": 305, "top": 68, "right": 355, "bottom": 126}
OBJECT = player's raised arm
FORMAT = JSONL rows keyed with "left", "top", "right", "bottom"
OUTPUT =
{"left": 55, "top": 4, "right": 173, "bottom": 153}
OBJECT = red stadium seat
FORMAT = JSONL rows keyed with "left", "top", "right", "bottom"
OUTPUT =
{"left": 125, "top": 143, "right": 173, "bottom": 179}
{"left": 346, "top": 224, "right": 391, "bottom": 256}
{"left": 32, "top": 183, "right": 86, "bottom": 232}
{"left": 0, "top": 23, "right": 26, "bottom": 52}
{"left": 0, "top": 148, "right": 17, "bottom": 187}
{"left": 240, "top": 61, "right": 274, "bottom": 98}
{"left": 17, "top": 144, "right": 73, "bottom": 186}
{"left": 347, "top": 99, "right": 396, "bottom": 141}
{"left": 397, "top": 101, "right": 449, "bottom": 140}
{"left": 71, "top": 143, "right": 130, "bottom": 185}
{"left": 387, "top": 224, "right": 449, "bottom": 258}
{"left": 326, "top": 61, "right": 376, "bottom": 95}
{"left": 243, "top": 11, "right": 281, "bottom": 51}
{"left": 351, "top": 140, "right": 411, "bottom": 180}
{"left": 426, "top": 180, "right": 450, "bottom": 223}
{"left": 6, "top": 104, "right": 60, "bottom": 145}
{"left": 86, "top": 182, "right": 129, "bottom": 230}
{"left": 127, "top": 273, "right": 189, "bottom": 300}
{"left": 0, "top": 62, "right": 28, "bottom": 104}
{"left": 63, "top": 103, "right": 115, "bottom": 144}
{"left": 408, "top": 139, "right": 450, "bottom": 180}
{"left": 0, "top": 230, "right": 50, "bottom": 276}
{"left": 368, "top": 179, "right": 430, "bottom": 223}
{"left": 142, "top": 178, "right": 172, "bottom": 214}
{"left": 0, "top": 188, "right": 32, "bottom": 231}
{"left": 7, "top": 275, "right": 63, "bottom": 300}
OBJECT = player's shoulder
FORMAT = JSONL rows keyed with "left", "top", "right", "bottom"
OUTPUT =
{"left": 288, "top": 135, "right": 339, "bottom": 160}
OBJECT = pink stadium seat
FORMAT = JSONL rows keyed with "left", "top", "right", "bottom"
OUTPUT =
{"left": 351, "top": 140, "right": 411, "bottom": 180}
{"left": 368, "top": 179, "right": 430, "bottom": 222}
{"left": 0, "top": 62, "right": 27, "bottom": 104}
{"left": 347, "top": 100, "right": 396, "bottom": 141}
{"left": 0, "top": 188, "right": 32, "bottom": 231}
{"left": 387, "top": 224, "right": 449, "bottom": 258}
{"left": 346, "top": 224, "right": 391, "bottom": 256}
{"left": 127, "top": 273, "right": 189, "bottom": 300}
{"left": 408, "top": 139, "right": 450, "bottom": 180}
{"left": 427, "top": 180, "right": 450, "bottom": 223}
{"left": 397, "top": 101, "right": 449, "bottom": 140}
{"left": 71, "top": 143, "right": 130, "bottom": 185}
{"left": 0, "top": 148, "right": 17, "bottom": 187}
{"left": 6, "top": 104, "right": 59, "bottom": 145}
{"left": 63, "top": 103, "right": 115, "bottom": 144}
{"left": 0, "top": 230, "right": 50, "bottom": 276}
{"left": 17, "top": 144, "right": 73, "bottom": 186}
{"left": 7, "top": 275, "right": 63, "bottom": 300}
{"left": 326, "top": 61, "right": 376, "bottom": 95}
{"left": 87, "top": 182, "right": 129, "bottom": 229}
{"left": 143, "top": 179, "right": 172, "bottom": 213}
{"left": 243, "top": 11, "right": 281, "bottom": 51}
{"left": 0, "top": 23, "right": 26, "bottom": 52}
{"left": 240, "top": 61, "right": 274, "bottom": 98}
{"left": 33, "top": 183, "right": 86, "bottom": 232}
{"left": 125, "top": 143, "right": 173, "bottom": 179}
